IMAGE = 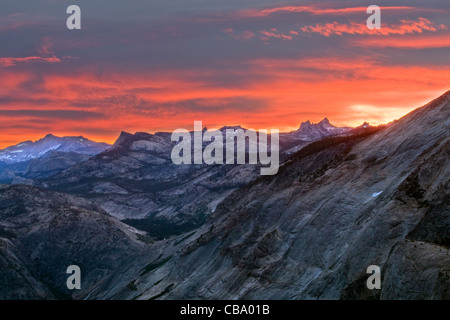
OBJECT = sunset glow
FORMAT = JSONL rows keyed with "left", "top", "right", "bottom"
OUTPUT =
{"left": 1, "top": 0, "right": 449, "bottom": 149}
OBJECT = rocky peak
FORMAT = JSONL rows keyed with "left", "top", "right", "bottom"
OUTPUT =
{"left": 111, "top": 131, "right": 134, "bottom": 149}
{"left": 298, "top": 120, "right": 311, "bottom": 130}
{"left": 318, "top": 118, "right": 330, "bottom": 126}
{"left": 360, "top": 122, "right": 370, "bottom": 128}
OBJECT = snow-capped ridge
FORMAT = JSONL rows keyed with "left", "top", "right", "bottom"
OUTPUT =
{"left": 0, "top": 134, "right": 110, "bottom": 164}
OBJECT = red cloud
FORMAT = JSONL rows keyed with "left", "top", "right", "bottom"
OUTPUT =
{"left": 0, "top": 56, "right": 61, "bottom": 67}
{"left": 300, "top": 18, "right": 447, "bottom": 36}
{"left": 1, "top": 56, "right": 449, "bottom": 149}
{"left": 0, "top": 37, "right": 74, "bottom": 67}
{"left": 260, "top": 30, "right": 293, "bottom": 41}
{"left": 237, "top": 6, "right": 439, "bottom": 18}
{"left": 351, "top": 33, "right": 450, "bottom": 49}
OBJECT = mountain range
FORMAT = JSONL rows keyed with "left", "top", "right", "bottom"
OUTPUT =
{"left": 0, "top": 134, "right": 110, "bottom": 164}
{"left": 0, "top": 119, "right": 353, "bottom": 166}
{"left": 0, "top": 135, "right": 110, "bottom": 185}
{"left": 0, "top": 119, "right": 362, "bottom": 237}
{"left": 0, "top": 92, "right": 448, "bottom": 300}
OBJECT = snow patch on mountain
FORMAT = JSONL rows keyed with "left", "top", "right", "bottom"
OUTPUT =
{"left": 372, "top": 191, "right": 383, "bottom": 197}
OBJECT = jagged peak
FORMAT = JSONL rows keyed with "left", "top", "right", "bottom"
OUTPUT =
{"left": 297, "top": 118, "right": 336, "bottom": 131}
{"left": 298, "top": 120, "right": 311, "bottom": 130}
{"left": 319, "top": 118, "right": 330, "bottom": 125}
{"left": 111, "top": 131, "right": 133, "bottom": 148}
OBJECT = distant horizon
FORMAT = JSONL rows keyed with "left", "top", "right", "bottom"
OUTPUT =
{"left": 0, "top": 114, "right": 385, "bottom": 150}
{"left": 2, "top": 88, "right": 449, "bottom": 150}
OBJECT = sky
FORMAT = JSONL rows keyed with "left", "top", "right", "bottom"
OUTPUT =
{"left": 0, "top": 0, "right": 449, "bottom": 148}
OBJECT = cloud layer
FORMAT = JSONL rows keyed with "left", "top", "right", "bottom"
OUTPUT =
{"left": 0, "top": 0, "right": 449, "bottom": 147}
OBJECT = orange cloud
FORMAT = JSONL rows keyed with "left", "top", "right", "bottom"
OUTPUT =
{"left": 0, "top": 56, "right": 61, "bottom": 67}
{"left": 237, "top": 6, "right": 441, "bottom": 18}
{"left": 300, "top": 17, "right": 447, "bottom": 36}
{"left": 351, "top": 33, "right": 450, "bottom": 49}
{"left": 1, "top": 56, "right": 449, "bottom": 149}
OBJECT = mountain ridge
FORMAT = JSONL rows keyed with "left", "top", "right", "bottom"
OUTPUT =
{"left": 0, "top": 118, "right": 364, "bottom": 165}
{"left": 0, "top": 134, "right": 110, "bottom": 164}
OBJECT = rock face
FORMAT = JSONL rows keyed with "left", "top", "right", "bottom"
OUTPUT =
{"left": 24, "top": 151, "right": 91, "bottom": 179}
{"left": 0, "top": 185, "right": 153, "bottom": 300}
{"left": 381, "top": 240, "right": 449, "bottom": 299}
{"left": 113, "top": 91, "right": 449, "bottom": 300}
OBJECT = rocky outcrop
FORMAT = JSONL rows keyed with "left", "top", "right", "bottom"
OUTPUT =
{"left": 0, "top": 185, "right": 154, "bottom": 299}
